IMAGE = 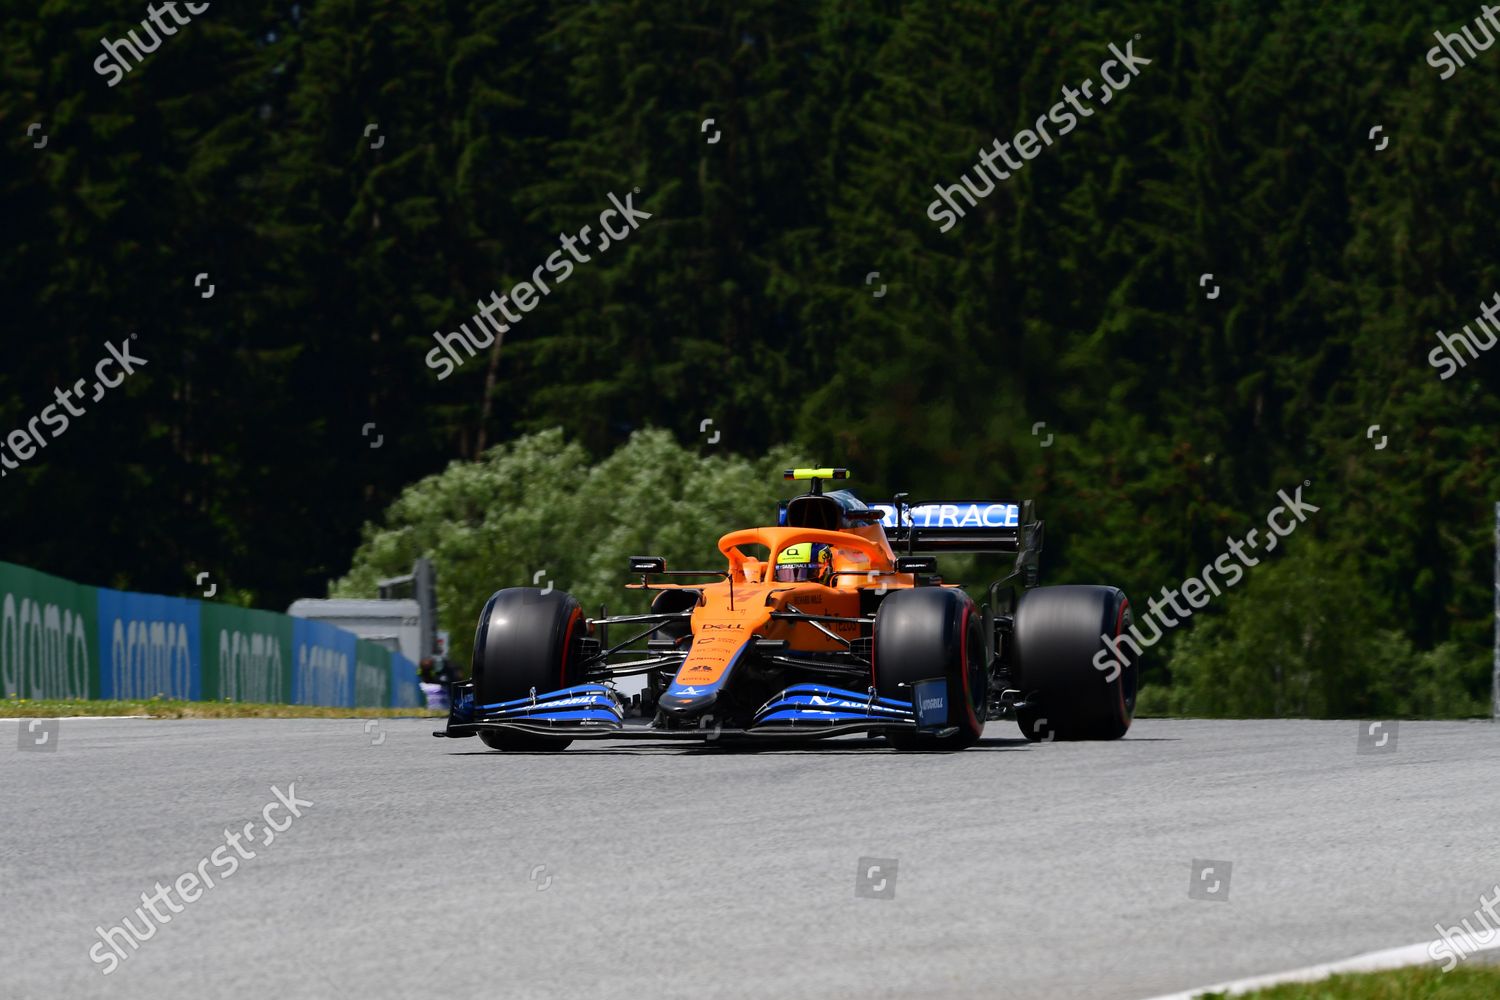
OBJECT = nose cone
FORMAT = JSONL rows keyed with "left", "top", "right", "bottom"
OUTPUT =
{"left": 658, "top": 634, "right": 754, "bottom": 717}
{"left": 657, "top": 684, "right": 719, "bottom": 716}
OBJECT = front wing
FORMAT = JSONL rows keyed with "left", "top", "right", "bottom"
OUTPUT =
{"left": 434, "top": 680, "right": 956, "bottom": 742}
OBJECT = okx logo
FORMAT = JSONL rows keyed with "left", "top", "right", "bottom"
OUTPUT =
{"left": 18, "top": 718, "right": 59, "bottom": 751}
{"left": 856, "top": 856, "right": 898, "bottom": 900}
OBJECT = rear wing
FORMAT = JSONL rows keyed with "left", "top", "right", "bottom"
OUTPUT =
{"left": 870, "top": 499, "right": 1043, "bottom": 585}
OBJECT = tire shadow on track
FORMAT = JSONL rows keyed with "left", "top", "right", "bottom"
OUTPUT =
{"left": 443, "top": 735, "right": 1035, "bottom": 756}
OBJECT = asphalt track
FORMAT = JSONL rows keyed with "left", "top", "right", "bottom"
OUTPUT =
{"left": 4, "top": 718, "right": 1499, "bottom": 1000}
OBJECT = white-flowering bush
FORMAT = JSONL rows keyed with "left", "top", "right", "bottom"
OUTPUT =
{"left": 332, "top": 429, "right": 806, "bottom": 672}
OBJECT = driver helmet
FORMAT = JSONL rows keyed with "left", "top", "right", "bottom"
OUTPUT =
{"left": 774, "top": 542, "right": 833, "bottom": 584}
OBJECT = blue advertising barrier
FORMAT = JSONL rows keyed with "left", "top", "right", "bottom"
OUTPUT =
{"left": 96, "top": 589, "right": 202, "bottom": 701}
{"left": 392, "top": 651, "right": 421, "bottom": 708}
{"left": 1, "top": 560, "right": 423, "bottom": 708}
{"left": 292, "top": 616, "right": 359, "bottom": 708}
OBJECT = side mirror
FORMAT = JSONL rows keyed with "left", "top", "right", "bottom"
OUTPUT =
{"left": 895, "top": 556, "right": 937, "bottom": 574}
{"left": 629, "top": 556, "right": 666, "bottom": 575}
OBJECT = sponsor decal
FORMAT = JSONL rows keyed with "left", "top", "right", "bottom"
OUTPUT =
{"left": 779, "top": 542, "right": 814, "bottom": 563}
{"left": 676, "top": 632, "right": 751, "bottom": 689}
{"left": 531, "top": 694, "right": 610, "bottom": 708}
{"left": 700, "top": 622, "right": 745, "bottom": 631}
{"left": 913, "top": 678, "right": 948, "bottom": 727}
{"left": 2, "top": 592, "right": 92, "bottom": 701}
{"left": 296, "top": 643, "right": 350, "bottom": 707}
{"left": 787, "top": 695, "right": 906, "bottom": 717}
{"left": 110, "top": 618, "right": 194, "bottom": 701}
{"left": 873, "top": 502, "right": 1019, "bottom": 529}
{"left": 218, "top": 629, "right": 283, "bottom": 704}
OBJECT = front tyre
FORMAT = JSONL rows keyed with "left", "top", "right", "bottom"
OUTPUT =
{"left": 473, "top": 588, "right": 586, "bottom": 752}
{"left": 1012, "top": 585, "right": 1135, "bottom": 742}
{"left": 873, "top": 588, "right": 987, "bottom": 750}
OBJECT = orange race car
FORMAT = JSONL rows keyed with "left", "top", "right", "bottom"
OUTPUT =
{"left": 436, "top": 469, "right": 1136, "bottom": 751}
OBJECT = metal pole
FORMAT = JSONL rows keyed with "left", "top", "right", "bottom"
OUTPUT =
{"left": 1494, "top": 502, "right": 1499, "bottom": 721}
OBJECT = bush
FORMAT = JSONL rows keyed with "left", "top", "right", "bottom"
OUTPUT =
{"left": 332, "top": 429, "right": 806, "bottom": 671}
{"left": 1166, "top": 540, "right": 1489, "bottom": 718}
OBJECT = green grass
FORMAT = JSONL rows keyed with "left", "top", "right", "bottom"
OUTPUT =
{"left": 1199, "top": 965, "right": 1500, "bottom": 999}
{"left": 0, "top": 696, "right": 443, "bottom": 719}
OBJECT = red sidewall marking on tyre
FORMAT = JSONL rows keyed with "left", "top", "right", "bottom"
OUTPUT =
{"left": 561, "top": 606, "right": 582, "bottom": 686}
{"left": 958, "top": 602, "right": 981, "bottom": 735}
{"left": 1112, "top": 597, "right": 1129, "bottom": 723}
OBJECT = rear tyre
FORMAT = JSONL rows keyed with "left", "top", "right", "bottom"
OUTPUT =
{"left": 1012, "top": 585, "right": 1135, "bottom": 742}
{"left": 472, "top": 588, "right": 586, "bottom": 752}
{"left": 873, "top": 588, "right": 987, "bottom": 750}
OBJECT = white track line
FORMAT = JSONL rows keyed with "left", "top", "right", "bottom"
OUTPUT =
{"left": 1139, "top": 934, "right": 1500, "bottom": 1000}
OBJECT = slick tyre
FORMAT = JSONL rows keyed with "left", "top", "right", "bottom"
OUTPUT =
{"left": 1012, "top": 585, "right": 1135, "bottom": 742}
{"left": 472, "top": 588, "right": 586, "bottom": 752}
{"left": 873, "top": 588, "right": 987, "bottom": 750}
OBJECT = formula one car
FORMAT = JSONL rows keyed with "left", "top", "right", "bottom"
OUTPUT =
{"left": 436, "top": 469, "right": 1136, "bottom": 751}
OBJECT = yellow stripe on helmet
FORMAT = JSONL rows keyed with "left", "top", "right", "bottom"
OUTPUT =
{"left": 777, "top": 542, "right": 813, "bottom": 564}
